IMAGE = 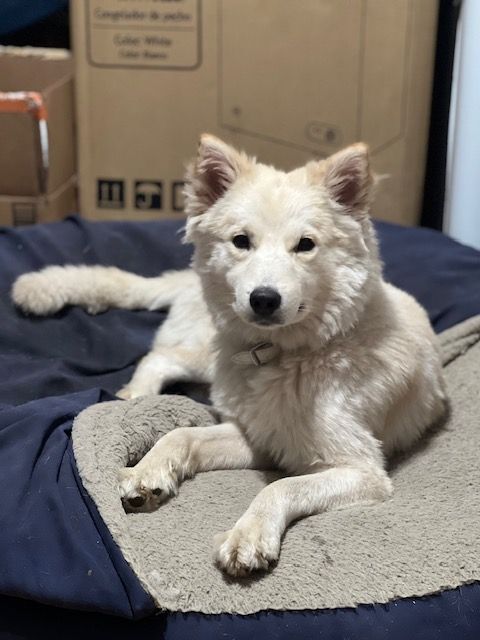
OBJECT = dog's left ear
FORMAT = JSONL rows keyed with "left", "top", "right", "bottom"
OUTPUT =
{"left": 318, "top": 143, "right": 373, "bottom": 216}
{"left": 184, "top": 134, "right": 253, "bottom": 216}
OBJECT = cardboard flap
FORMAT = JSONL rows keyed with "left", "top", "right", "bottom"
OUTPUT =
{"left": 0, "top": 110, "right": 43, "bottom": 196}
{"left": 0, "top": 48, "right": 74, "bottom": 197}
{"left": 0, "top": 47, "right": 71, "bottom": 92}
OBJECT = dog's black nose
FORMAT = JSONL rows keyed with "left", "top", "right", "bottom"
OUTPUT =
{"left": 250, "top": 287, "right": 282, "bottom": 317}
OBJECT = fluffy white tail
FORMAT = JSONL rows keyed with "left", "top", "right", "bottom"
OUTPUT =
{"left": 12, "top": 265, "right": 196, "bottom": 316}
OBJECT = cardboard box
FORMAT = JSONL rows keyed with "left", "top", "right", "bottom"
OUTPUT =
{"left": 0, "top": 47, "right": 77, "bottom": 225}
{"left": 0, "top": 177, "right": 77, "bottom": 226}
{"left": 72, "top": 0, "right": 438, "bottom": 225}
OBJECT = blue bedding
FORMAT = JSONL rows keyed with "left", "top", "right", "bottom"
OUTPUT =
{"left": 1, "top": 215, "right": 480, "bottom": 639}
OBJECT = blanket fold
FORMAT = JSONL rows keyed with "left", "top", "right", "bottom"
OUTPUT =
{"left": 438, "top": 314, "right": 480, "bottom": 366}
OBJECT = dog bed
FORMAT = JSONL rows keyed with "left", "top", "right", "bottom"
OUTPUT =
{"left": 71, "top": 315, "right": 480, "bottom": 615}
{"left": 2, "top": 216, "right": 480, "bottom": 638}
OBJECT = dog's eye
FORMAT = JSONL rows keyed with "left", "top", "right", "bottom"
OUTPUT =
{"left": 232, "top": 234, "right": 250, "bottom": 250}
{"left": 295, "top": 237, "right": 315, "bottom": 252}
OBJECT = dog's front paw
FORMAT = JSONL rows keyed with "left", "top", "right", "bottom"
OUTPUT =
{"left": 116, "top": 385, "right": 151, "bottom": 400}
{"left": 118, "top": 450, "right": 182, "bottom": 512}
{"left": 116, "top": 385, "right": 135, "bottom": 400}
{"left": 118, "top": 462, "right": 179, "bottom": 512}
{"left": 213, "top": 518, "right": 280, "bottom": 577}
{"left": 12, "top": 268, "right": 66, "bottom": 315}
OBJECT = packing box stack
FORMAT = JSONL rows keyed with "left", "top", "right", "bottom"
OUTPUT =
{"left": 0, "top": 47, "right": 76, "bottom": 226}
{"left": 72, "top": 0, "right": 438, "bottom": 225}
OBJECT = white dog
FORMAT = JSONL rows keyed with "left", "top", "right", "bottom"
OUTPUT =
{"left": 12, "top": 135, "right": 446, "bottom": 577}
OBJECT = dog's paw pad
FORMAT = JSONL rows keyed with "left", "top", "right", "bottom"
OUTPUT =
{"left": 127, "top": 495, "right": 146, "bottom": 509}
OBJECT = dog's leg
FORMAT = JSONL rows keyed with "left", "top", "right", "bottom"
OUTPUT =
{"left": 118, "top": 422, "right": 269, "bottom": 511}
{"left": 117, "top": 346, "right": 213, "bottom": 399}
{"left": 117, "top": 283, "right": 215, "bottom": 398}
{"left": 214, "top": 464, "right": 392, "bottom": 576}
{"left": 12, "top": 265, "right": 196, "bottom": 315}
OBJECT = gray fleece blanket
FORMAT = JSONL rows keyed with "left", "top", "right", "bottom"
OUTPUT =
{"left": 72, "top": 315, "right": 480, "bottom": 614}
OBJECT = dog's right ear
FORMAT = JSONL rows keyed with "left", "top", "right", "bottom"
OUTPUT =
{"left": 320, "top": 143, "right": 373, "bottom": 217}
{"left": 183, "top": 134, "right": 253, "bottom": 216}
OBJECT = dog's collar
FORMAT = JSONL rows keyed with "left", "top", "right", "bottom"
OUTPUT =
{"left": 231, "top": 342, "right": 280, "bottom": 366}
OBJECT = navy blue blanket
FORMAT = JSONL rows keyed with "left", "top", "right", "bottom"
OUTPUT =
{"left": 1, "top": 215, "right": 480, "bottom": 639}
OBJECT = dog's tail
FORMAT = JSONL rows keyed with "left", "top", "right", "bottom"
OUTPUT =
{"left": 11, "top": 265, "right": 195, "bottom": 316}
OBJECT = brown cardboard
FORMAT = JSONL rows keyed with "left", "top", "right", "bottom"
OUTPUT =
{"left": 0, "top": 47, "right": 76, "bottom": 200}
{"left": 72, "top": 0, "right": 438, "bottom": 225}
{"left": 0, "top": 176, "right": 77, "bottom": 226}
{"left": 0, "top": 111, "right": 43, "bottom": 196}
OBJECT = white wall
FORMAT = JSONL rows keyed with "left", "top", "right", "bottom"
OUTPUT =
{"left": 444, "top": 0, "right": 480, "bottom": 250}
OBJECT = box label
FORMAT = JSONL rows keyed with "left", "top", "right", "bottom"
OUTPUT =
{"left": 87, "top": 0, "right": 201, "bottom": 69}
{"left": 97, "top": 178, "right": 125, "bottom": 208}
{"left": 134, "top": 180, "right": 163, "bottom": 210}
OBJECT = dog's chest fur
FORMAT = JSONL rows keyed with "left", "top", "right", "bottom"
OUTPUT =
{"left": 211, "top": 348, "right": 358, "bottom": 473}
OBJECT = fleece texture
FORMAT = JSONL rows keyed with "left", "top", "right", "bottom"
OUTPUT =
{"left": 72, "top": 316, "right": 480, "bottom": 615}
